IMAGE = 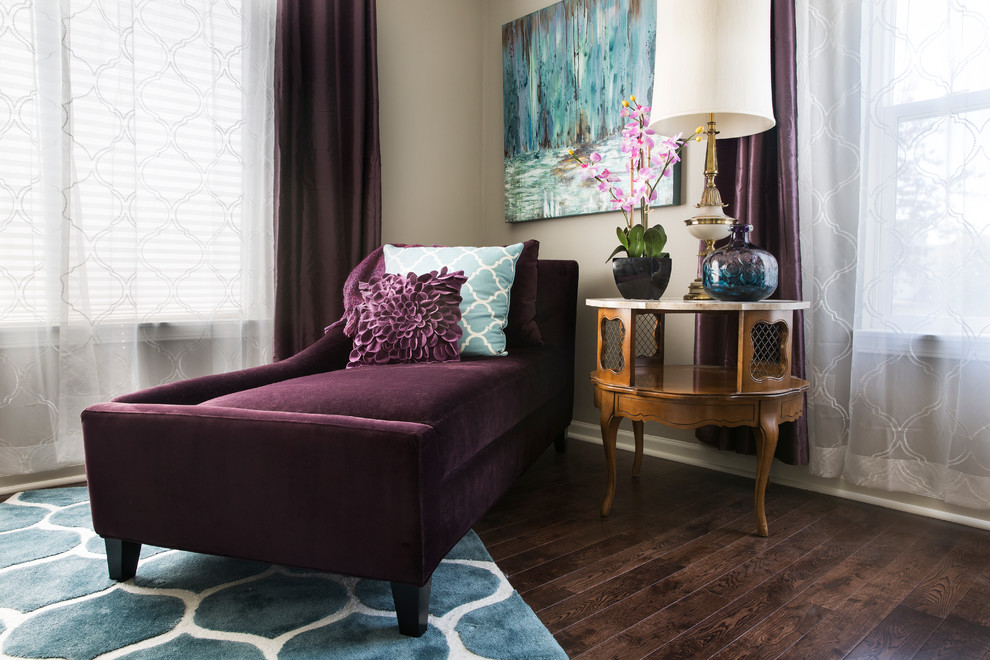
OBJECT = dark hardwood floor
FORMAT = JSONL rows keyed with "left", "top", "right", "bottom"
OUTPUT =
{"left": 476, "top": 440, "right": 990, "bottom": 660}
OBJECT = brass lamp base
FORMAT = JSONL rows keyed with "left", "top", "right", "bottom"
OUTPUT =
{"left": 684, "top": 278, "right": 711, "bottom": 300}
{"left": 682, "top": 115, "right": 734, "bottom": 301}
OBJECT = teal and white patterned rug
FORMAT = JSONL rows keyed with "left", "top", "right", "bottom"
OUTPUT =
{"left": 0, "top": 488, "right": 567, "bottom": 660}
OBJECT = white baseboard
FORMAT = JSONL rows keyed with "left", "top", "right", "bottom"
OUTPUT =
{"left": 0, "top": 466, "right": 87, "bottom": 497}
{"left": 568, "top": 420, "right": 990, "bottom": 532}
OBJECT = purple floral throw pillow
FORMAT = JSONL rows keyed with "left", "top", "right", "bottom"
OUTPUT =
{"left": 343, "top": 268, "right": 467, "bottom": 368}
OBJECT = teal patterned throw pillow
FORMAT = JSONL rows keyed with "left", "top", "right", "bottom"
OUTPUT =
{"left": 384, "top": 244, "right": 524, "bottom": 356}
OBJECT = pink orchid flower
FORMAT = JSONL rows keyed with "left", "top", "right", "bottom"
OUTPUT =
{"left": 566, "top": 95, "right": 697, "bottom": 256}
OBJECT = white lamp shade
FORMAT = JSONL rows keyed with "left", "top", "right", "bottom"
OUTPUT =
{"left": 648, "top": 0, "right": 775, "bottom": 139}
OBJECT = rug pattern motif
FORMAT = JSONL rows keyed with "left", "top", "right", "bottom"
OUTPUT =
{"left": 0, "top": 488, "right": 567, "bottom": 660}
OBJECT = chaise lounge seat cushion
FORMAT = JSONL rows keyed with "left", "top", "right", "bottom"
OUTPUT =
{"left": 198, "top": 345, "right": 567, "bottom": 477}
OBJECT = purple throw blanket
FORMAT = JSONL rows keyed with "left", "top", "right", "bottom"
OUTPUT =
{"left": 323, "top": 246, "right": 388, "bottom": 335}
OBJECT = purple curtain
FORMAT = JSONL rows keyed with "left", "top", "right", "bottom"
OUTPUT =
{"left": 695, "top": 0, "right": 808, "bottom": 465}
{"left": 273, "top": 0, "right": 382, "bottom": 359}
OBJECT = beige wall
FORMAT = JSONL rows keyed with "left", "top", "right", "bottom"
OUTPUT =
{"left": 377, "top": 0, "right": 484, "bottom": 246}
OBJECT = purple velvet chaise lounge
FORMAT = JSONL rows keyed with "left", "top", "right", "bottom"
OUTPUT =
{"left": 81, "top": 253, "right": 577, "bottom": 637}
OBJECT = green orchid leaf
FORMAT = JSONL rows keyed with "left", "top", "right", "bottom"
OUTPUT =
{"left": 627, "top": 224, "right": 646, "bottom": 258}
{"left": 616, "top": 226, "right": 630, "bottom": 250}
{"left": 606, "top": 244, "right": 627, "bottom": 261}
{"left": 643, "top": 224, "right": 668, "bottom": 257}
{"left": 607, "top": 227, "right": 632, "bottom": 262}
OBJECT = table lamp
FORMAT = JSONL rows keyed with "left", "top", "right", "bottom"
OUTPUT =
{"left": 648, "top": 0, "right": 776, "bottom": 299}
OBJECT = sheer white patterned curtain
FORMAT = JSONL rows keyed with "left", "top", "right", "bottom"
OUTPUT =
{"left": 0, "top": 0, "right": 275, "bottom": 477}
{"left": 798, "top": 0, "right": 990, "bottom": 508}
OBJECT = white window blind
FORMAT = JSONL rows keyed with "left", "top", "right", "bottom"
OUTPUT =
{"left": 0, "top": 0, "right": 272, "bottom": 327}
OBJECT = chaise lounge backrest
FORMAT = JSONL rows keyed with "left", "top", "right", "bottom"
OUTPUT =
{"left": 109, "top": 258, "right": 578, "bottom": 407}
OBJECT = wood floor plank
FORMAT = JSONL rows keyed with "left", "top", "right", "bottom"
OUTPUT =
{"left": 574, "top": 586, "right": 733, "bottom": 660}
{"left": 485, "top": 466, "right": 711, "bottom": 561}
{"left": 708, "top": 604, "right": 833, "bottom": 660}
{"left": 912, "top": 614, "right": 990, "bottom": 659}
{"left": 642, "top": 515, "right": 886, "bottom": 659}
{"left": 949, "top": 563, "right": 990, "bottom": 628}
{"left": 699, "top": 506, "right": 881, "bottom": 605}
{"left": 519, "top": 490, "right": 757, "bottom": 611}
{"left": 557, "top": 498, "right": 843, "bottom": 657}
{"left": 541, "top": 555, "right": 685, "bottom": 635}
{"left": 898, "top": 526, "right": 989, "bottom": 619}
{"left": 484, "top": 514, "right": 591, "bottom": 561}
{"left": 506, "top": 532, "right": 653, "bottom": 592}
{"left": 711, "top": 515, "right": 929, "bottom": 659}
{"left": 774, "top": 527, "right": 962, "bottom": 659}
{"left": 802, "top": 514, "right": 934, "bottom": 611}
{"left": 510, "top": 487, "right": 757, "bottom": 597}
{"left": 843, "top": 604, "right": 942, "bottom": 660}
{"left": 492, "top": 470, "right": 739, "bottom": 578}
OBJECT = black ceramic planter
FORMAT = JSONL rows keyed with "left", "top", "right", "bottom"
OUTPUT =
{"left": 611, "top": 256, "right": 672, "bottom": 300}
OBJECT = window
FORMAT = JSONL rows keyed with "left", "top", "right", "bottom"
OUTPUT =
{"left": 859, "top": 1, "right": 990, "bottom": 339}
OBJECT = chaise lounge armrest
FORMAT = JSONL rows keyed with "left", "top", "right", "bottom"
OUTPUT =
{"left": 82, "top": 401, "right": 449, "bottom": 585}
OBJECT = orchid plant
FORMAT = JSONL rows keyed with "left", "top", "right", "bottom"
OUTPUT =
{"left": 569, "top": 96, "right": 701, "bottom": 261}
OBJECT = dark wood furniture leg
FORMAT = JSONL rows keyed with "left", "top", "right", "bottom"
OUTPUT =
{"left": 554, "top": 430, "right": 568, "bottom": 453}
{"left": 632, "top": 420, "right": 644, "bottom": 477}
{"left": 105, "top": 538, "right": 141, "bottom": 580}
{"left": 753, "top": 401, "right": 782, "bottom": 537}
{"left": 391, "top": 578, "right": 431, "bottom": 637}
{"left": 599, "top": 392, "right": 621, "bottom": 517}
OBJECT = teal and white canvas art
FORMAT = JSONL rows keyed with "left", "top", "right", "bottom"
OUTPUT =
{"left": 501, "top": 0, "right": 681, "bottom": 223}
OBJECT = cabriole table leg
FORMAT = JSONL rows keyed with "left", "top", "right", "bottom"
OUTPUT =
{"left": 632, "top": 420, "right": 644, "bottom": 477}
{"left": 598, "top": 390, "right": 622, "bottom": 517}
{"left": 752, "top": 401, "right": 782, "bottom": 537}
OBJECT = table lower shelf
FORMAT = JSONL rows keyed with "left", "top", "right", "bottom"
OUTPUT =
{"left": 599, "top": 363, "right": 807, "bottom": 397}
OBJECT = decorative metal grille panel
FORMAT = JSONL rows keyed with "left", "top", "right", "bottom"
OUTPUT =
{"left": 750, "top": 321, "right": 788, "bottom": 381}
{"left": 635, "top": 313, "right": 661, "bottom": 358}
{"left": 601, "top": 317, "right": 625, "bottom": 372}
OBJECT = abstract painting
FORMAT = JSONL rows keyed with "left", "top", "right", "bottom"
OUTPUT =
{"left": 501, "top": 0, "right": 681, "bottom": 223}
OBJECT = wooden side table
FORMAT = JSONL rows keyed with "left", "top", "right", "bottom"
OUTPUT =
{"left": 588, "top": 298, "right": 810, "bottom": 536}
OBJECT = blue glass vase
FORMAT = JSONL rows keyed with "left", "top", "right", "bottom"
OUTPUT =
{"left": 702, "top": 224, "right": 778, "bottom": 302}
